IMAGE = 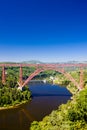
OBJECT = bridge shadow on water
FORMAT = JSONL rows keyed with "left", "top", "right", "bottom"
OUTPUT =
{"left": 32, "top": 93, "right": 72, "bottom": 97}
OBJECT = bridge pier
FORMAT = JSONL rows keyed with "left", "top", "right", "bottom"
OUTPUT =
{"left": 19, "top": 66, "right": 23, "bottom": 87}
{"left": 0, "top": 63, "right": 86, "bottom": 90}
{"left": 79, "top": 67, "right": 84, "bottom": 89}
{"left": 2, "top": 66, "right": 6, "bottom": 84}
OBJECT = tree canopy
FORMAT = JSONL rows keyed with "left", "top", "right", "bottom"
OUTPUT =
{"left": 30, "top": 88, "right": 87, "bottom": 130}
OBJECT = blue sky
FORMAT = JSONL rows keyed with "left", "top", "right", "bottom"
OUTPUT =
{"left": 0, "top": 0, "right": 87, "bottom": 62}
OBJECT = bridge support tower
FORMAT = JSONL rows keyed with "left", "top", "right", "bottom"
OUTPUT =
{"left": 19, "top": 66, "right": 23, "bottom": 87}
{"left": 2, "top": 66, "right": 6, "bottom": 84}
{"left": 80, "top": 67, "right": 84, "bottom": 89}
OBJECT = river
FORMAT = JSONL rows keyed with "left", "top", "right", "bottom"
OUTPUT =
{"left": 0, "top": 82, "right": 72, "bottom": 130}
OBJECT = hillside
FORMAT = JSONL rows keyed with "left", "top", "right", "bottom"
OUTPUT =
{"left": 30, "top": 88, "right": 87, "bottom": 130}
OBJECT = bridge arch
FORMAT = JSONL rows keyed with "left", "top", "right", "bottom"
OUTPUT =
{"left": 21, "top": 67, "right": 80, "bottom": 90}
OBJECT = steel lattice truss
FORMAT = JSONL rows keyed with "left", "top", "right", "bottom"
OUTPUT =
{"left": 0, "top": 63, "right": 87, "bottom": 90}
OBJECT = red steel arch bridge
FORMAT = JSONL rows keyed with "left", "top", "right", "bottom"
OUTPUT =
{"left": 0, "top": 63, "right": 87, "bottom": 90}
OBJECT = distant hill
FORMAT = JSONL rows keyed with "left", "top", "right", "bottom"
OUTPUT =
{"left": 0, "top": 60, "right": 87, "bottom": 64}
{"left": 0, "top": 62, "right": 19, "bottom": 64}
{"left": 21, "top": 60, "right": 45, "bottom": 64}
{"left": 66, "top": 61, "right": 87, "bottom": 64}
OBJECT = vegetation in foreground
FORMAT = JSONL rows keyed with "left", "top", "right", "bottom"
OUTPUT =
{"left": 30, "top": 87, "right": 87, "bottom": 130}
{"left": 0, "top": 66, "right": 87, "bottom": 129}
{"left": 0, "top": 86, "right": 31, "bottom": 108}
{"left": 0, "top": 66, "right": 32, "bottom": 108}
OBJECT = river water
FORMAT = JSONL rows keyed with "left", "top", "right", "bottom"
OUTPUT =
{"left": 0, "top": 82, "right": 72, "bottom": 130}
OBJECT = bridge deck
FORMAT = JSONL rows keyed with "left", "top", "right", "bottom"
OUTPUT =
{"left": 0, "top": 63, "right": 87, "bottom": 67}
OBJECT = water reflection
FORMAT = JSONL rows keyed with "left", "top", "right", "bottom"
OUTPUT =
{"left": 21, "top": 108, "right": 34, "bottom": 121}
{"left": 0, "top": 83, "right": 72, "bottom": 130}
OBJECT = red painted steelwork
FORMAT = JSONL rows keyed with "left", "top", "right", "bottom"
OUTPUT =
{"left": 22, "top": 67, "right": 80, "bottom": 89}
{"left": 0, "top": 63, "right": 87, "bottom": 67}
{"left": 2, "top": 66, "right": 5, "bottom": 84}
{"left": 0, "top": 63, "right": 87, "bottom": 89}
{"left": 22, "top": 68, "right": 44, "bottom": 87}
{"left": 19, "top": 66, "right": 23, "bottom": 87}
{"left": 79, "top": 67, "right": 84, "bottom": 89}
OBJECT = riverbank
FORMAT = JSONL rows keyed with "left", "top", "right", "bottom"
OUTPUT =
{"left": 0, "top": 99, "right": 31, "bottom": 111}
{"left": 45, "top": 78, "right": 74, "bottom": 94}
{"left": 46, "top": 76, "right": 80, "bottom": 94}
{"left": 0, "top": 83, "right": 71, "bottom": 130}
{"left": 0, "top": 87, "right": 31, "bottom": 110}
{"left": 30, "top": 87, "right": 87, "bottom": 130}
